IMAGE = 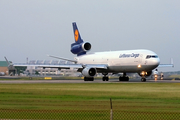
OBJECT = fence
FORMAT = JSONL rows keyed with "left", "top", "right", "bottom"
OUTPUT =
{"left": 1, "top": 104, "right": 180, "bottom": 120}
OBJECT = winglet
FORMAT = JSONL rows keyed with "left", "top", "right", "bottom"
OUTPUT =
{"left": 170, "top": 58, "right": 174, "bottom": 67}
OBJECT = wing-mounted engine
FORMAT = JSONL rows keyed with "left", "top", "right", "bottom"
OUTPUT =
{"left": 151, "top": 69, "right": 164, "bottom": 80}
{"left": 138, "top": 71, "right": 152, "bottom": 77}
{"left": 153, "top": 69, "right": 158, "bottom": 78}
{"left": 71, "top": 42, "right": 91, "bottom": 56}
{"left": 82, "top": 67, "right": 96, "bottom": 77}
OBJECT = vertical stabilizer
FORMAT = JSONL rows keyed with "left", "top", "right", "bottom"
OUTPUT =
{"left": 71, "top": 22, "right": 91, "bottom": 56}
{"left": 72, "top": 22, "right": 84, "bottom": 44}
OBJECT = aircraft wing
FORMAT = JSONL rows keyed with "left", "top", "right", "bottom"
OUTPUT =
{"left": 158, "top": 58, "right": 174, "bottom": 68}
{"left": 84, "top": 64, "right": 107, "bottom": 69}
{"left": 158, "top": 64, "right": 174, "bottom": 67}
{"left": 13, "top": 63, "right": 83, "bottom": 69}
{"left": 13, "top": 63, "right": 108, "bottom": 69}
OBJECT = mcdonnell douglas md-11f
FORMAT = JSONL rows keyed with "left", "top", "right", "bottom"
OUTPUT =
{"left": 12, "top": 22, "right": 174, "bottom": 82}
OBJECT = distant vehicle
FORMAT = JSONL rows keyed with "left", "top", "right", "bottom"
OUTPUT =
{"left": 12, "top": 22, "right": 173, "bottom": 82}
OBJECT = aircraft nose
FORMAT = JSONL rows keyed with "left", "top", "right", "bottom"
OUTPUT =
{"left": 154, "top": 58, "right": 160, "bottom": 66}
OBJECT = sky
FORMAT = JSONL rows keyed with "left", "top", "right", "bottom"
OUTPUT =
{"left": 0, "top": 0, "right": 179, "bottom": 72}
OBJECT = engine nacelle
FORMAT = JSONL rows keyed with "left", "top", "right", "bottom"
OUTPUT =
{"left": 152, "top": 69, "right": 159, "bottom": 78}
{"left": 138, "top": 71, "right": 152, "bottom": 77}
{"left": 153, "top": 69, "right": 158, "bottom": 75}
{"left": 71, "top": 42, "right": 91, "bottom": 55}
{"left": 82, "top": 67, "right": 96, "bottom": 77}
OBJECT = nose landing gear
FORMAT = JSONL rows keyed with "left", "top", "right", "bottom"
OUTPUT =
{"left": 139, "top": 71, "right": 148, "bottom": 82}
{"left": 141, "top": 77, "right": 146, "bottom": 82}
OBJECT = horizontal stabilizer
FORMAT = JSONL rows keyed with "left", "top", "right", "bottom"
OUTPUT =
{"left": 47, "top": 55, "right": 77, "bottom": 63}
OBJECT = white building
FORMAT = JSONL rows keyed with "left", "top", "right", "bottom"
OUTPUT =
{"left": 24, "top": 60, "right": 79, "bottom": 76}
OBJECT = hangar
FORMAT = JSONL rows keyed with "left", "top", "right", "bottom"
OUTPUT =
{"left": 0, "top": 61, "right": 16, "bottom": 76}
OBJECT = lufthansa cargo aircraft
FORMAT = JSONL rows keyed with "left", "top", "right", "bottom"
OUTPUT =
{"left": 13, "top": 22, "right": 173, "bottom": 82}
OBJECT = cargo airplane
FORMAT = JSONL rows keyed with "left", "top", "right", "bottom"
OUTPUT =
{"left": 12, "top": 22, "right": 174, "bottom": 82}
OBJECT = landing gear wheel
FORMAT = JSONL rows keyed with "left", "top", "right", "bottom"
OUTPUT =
{"left": 102, "top": 77, "right": 106, "bottom": 81}
{"left": 102, "top": 77, "right": 109, "bottom": 81}
{"left": 91, "top": 77, "right": 94, "bottom": 81}
{"left": 119, "top": 76, "right": 122, "bottom": 81}
{"left": 84, "top": 77, "right": 88, "bottom": 81}
{"left": 141, "top": 78, "right": 146, "bottom": 82}
{"left": 126, "top": 77, "right": 129, "bottom": 81}
{"left": 119, "top": 76, "right": 129, "bottom": 81}
{"left": 84, "top": 77, "right": 94, "bottom": 81}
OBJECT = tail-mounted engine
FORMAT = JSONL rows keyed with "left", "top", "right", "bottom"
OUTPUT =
{"left": 82, "top": 67, "right": 96, "bottom": 77}
{"left": 71, "top": 42, "right": 91, "bottom": 56}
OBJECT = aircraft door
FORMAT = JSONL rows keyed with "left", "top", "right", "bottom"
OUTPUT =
{"left": 139, "top": 54, "right": 143, "bottom": 64}
{"left": 133, "top": 54, "right": 142, "bottom": 65}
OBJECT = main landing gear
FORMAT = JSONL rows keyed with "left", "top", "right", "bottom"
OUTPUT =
{"left": 119, "top": 73, "right": 129, "bottom": 81}
{"left": 102, "top": 73, "right": 109, "bottom": 81}
{"left": 102, "top": 76, "right": 109, "bottom": 81}
{"left": 83, "top": 73, "right": 146, "bottom": 82}
{"left": 84, "top": 77, "right": 94, "bottom": 81}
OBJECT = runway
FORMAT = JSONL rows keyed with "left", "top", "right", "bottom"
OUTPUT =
{"left": 0, "top": 79, "right": 179, "bottom": 84}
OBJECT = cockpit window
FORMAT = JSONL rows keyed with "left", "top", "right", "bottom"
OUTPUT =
{"left": 151, "top": 55, "right": 158, "bottom": 58}
{"left": 146, "top": 55, "right": 151, "bottom": 59}
{"left": 146, "top": 55, "right": 158, "bottom": 59}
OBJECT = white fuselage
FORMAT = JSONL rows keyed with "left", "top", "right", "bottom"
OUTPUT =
{"left": 75, "top": 49, "right": 160, "bottom": 73}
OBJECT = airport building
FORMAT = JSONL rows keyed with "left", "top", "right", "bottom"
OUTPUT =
{"left": 17, "top": 60, "right": 79, "bottom": 76}
{"left": 0, "top": 61, "right": 8, "bottom": 75}
{"left": 0, "top": 61, "right": 16, "bottom": 76}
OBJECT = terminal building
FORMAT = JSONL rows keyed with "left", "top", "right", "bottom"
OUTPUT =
{"left": 16, "top": 60, "right": 79, "bottom": 76}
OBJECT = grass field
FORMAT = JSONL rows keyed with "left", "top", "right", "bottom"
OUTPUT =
{"left": 169, "top": 75, "right": 180, "bottom": 79}
{"left": 0, "top": 83, "right": 180, "bottom": 119}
